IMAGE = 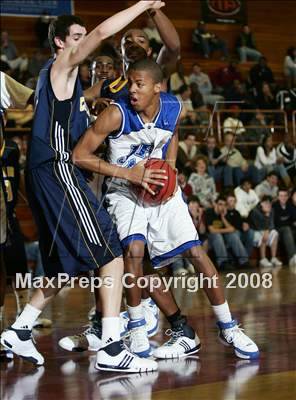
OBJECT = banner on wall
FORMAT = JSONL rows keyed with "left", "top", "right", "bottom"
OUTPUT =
{"left": 0, "top": 0, "right": 74, "bottom": 17}
{"left": 201, "top": 0, "right": 247, "bottom": 24}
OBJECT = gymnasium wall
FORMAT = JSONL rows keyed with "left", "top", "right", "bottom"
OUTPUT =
{"left": 1, "top": 0, "right": 295, "bottom": 72}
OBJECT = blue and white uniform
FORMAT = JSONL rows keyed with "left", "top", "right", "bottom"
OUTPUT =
{"left": 104, "top": 92, "right": 201, "bottom": 268}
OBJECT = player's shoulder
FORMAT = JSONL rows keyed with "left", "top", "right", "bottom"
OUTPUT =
{"left": 160, "top": 92, "right": 182, "bottom": 113}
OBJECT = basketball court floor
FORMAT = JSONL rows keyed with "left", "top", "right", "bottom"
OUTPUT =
{"left": 1, "top": 267, "right": 295, "bottom": 400}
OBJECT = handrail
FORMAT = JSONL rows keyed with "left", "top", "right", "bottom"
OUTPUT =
{"left": 216, "top": 109, "right": 288, "bottom": 143}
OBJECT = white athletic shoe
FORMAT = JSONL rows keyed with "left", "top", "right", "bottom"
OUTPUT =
{"left": 0, "top": 327, "right": 44, "bottom": 365}
{"left": 153, "top": 325, "right": 201, "bottom": 359}
{"left": 128, "top": 319, "right": 152, "bottom": 358}
{"left": 271, "top": 257, "right": 283, "bottom": 267}
{"left": 142, "top": 299, "right": 160, "bottom": 338}
{"left": 217, "top": 319, "right": 260, "bottom": 360}
{"left": 0, "top": 343, "right": 14, "bottom": 360}
{"left": 259, "top": 258, "right": 272, "bottom": 269}
{"left": 58, "top": 325, "right": 102, "bottom": 352}
{"left": 96, "top": 340, "right": 158, "bottom": 373}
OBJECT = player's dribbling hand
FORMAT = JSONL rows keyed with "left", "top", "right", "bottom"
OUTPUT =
{"left": 128, "top": 160, "right": 168, "bottom": 196}
{"left": 140, "top": 1, "right": 165, "bottom": 11}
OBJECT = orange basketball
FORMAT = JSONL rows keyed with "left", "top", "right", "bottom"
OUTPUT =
{"left": 133, "top": 158, "right": 177, "bottom": 205}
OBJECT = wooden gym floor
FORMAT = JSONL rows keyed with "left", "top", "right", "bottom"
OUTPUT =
{"left": 1, "top": 267, "right": 296, "bottom": 400}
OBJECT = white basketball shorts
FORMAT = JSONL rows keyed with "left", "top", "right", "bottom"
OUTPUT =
{"left": 105, "top": 187, "right": 201, "bottom": 268}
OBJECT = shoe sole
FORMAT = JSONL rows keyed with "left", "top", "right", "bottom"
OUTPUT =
{"left": 218, "top": 336, "right": 259, "bottom": 360}
{"left": 95, "top": 363, "right": 158, "bottom": 373}
{"left": 0, "top": 336, "right": 44, "bottom": 366}
{"left": 154, "top": 343, "right": 201, "bottom": 359}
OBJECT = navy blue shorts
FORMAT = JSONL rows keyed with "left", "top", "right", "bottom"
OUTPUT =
{"left": 26, "top": 162, "right": 122, "bottom": 278}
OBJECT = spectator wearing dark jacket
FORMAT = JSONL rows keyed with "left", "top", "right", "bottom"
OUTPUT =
{"left": 192, "top": 21, "right": 228, "bottom": 59}
{"left": 273, "top": 188, "right": 296, "bottom": 267}
{"left": 236, "top": 25, "right": 262, "bottom": 63}
{"left": 249, "top": 196, "right": 282, "bottom": 268}
{"left": 212, "top": 59, "right": 242, "bottom": 93}
{"left": 249, "top": 57, "right": 274, "bottom": 89}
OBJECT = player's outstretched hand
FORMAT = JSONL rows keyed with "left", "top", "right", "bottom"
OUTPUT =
{"left": 128, "top": 160, "right": 168, "bottom": 196}
{"left": 140, "top": 1, "right": 165, "bottom": 11}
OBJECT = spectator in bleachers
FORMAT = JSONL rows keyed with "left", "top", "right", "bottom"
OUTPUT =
{"left": 189, "top": 82, "right": 205, "bottom": 109}
{"left": 178, "top": 170, "right": 193, "bottom": 200}
{"left": 1, "top": 31, "right": 28, "bottom": 74}
{"left": 224, "top": 79, "right": 254, "bottom": 110}
{"left": 205, "top": 195, "right": 249, "bottom": 270}
{"left": 176, "top": 84, "right": 198, "bottom": 124}
{"left": 276, "top": 133, "right": 296, "bottom": 184}
{"left": 143, "top": 17, "right": 163, "bottom": 58}
{"left": 35, "top": 11, "right": 52, "bottom": 49}
{"left": 176, "top": 131, "right": 198, "bottom": 174}
{"left": 226, "top": 192, "right": 254, "bottom": 258}
{"left": 236, "top": 25, "right": 262, "bottom": 63}
{"left": 220, "top": 133, "right": 250, "bottom": 186}
{"left": 188, "top": 156, "right": 217, "bottom": 208}
{"left": 192, "top": 21, "right": 228, "bottom": 59}
{"left": 248, "top": 110, "right": 271, "bottom": 143}
{"left": 188, "top": 63, "right": 224, "bottom": 106}
{"left": 249, "top": 57, "right": 274, "bottom": 89}
{"left": 255, "top": 170, "right": 279, "bottom": 200}
{"left": 170, "top": 60, "right": 189, "bottom": 94}
{"left": 212, "top": 59, "right": 242, "bottom": 94}
{"left": 79, "top": 61, "right": 91, "bottom": 90}
{"left": 28, "top": 51, "right": 45, "bottom": 78}
{"left": 223, "top": 105, "right": 246, "bottom": 136}
{"left": 254, "top": 135, "right": 291, "bottom": 186}
{"left": 273, "top": 188, "right": 296, "bottom": 268}
{"left": 249, "top": 196, "right": 282, "bottom": 268}
{"left": 255, "top": 82, "right": 277, "bottom": 110}
{"left": 283, "top": 46, "right": 296, "bottom": 88}
{"left": 234, "top": 178, "right": 259, "bottom": 219}
{"left": 199, "top": 136, "right": 233, "bottom": 187}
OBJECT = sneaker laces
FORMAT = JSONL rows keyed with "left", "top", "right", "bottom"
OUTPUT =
{"left": 130, "top": 326, "right": 149, "bottom": 348}
{"left": 223, "top": 324, "right": 246, "bottom": 345}
{"left": 164, "top": 328, "right": 184, "bottom": 346}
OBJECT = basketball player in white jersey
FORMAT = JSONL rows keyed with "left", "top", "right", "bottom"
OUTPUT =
{"left": 73, "top": 59, "right": 259, "bottom": 360}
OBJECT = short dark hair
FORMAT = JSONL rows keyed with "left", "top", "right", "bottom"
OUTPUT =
{"left": 216, "top": 194, "right": 226, "bottom": 203}
{"left": 278, "top": 186, "right": 288, "bottom": 193}
{"left": 187, "top": 195, "right": 201, "bottom": 205}
{"left": 178, "top": 84, "right": 189, "bottom": 95}
{"left": 128, "top": 58, "right": 163, "bottom": 83}
{"left": 261, "top": 195, "right": 272, "bottom": 203}
{"left": 48, "top": 15, "right": 85, "bottom": 53}
{"left": 267, "top": 170, "right": 278, "bottom": 178}
{"left": 240, "top": 177, "right": 252, "bottom": 186}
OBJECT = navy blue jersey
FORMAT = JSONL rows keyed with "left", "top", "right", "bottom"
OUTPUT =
{"left": 101, "top": 76, "right": 129, "bottom": 101}
{"left": 28, "top": 58, "right": 90, "bottom": 170}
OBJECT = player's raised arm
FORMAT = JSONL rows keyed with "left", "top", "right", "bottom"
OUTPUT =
{"left": 149, "top": 10, "right": 181, "bottom": 77}
{"left": 58, "top": 1, "right": 165, "bottom": 70}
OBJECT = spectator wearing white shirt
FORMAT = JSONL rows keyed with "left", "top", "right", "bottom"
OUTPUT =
{"left": 223, "top": 105, "right": 246, "bottom": 138}
{"left": 254, "top": 135, "right": 291, "bottom": 186}
{"left": 283, "top": 47, "right": 296, "bottom": 88}
{"left": 188, "top": 63, "right": 224, "bottom": 106}
{"left": 234, "top": 179, "right": 259, "bottom": 219}
{"left": 255, "top": 171, "right": 279, "bottom": 200}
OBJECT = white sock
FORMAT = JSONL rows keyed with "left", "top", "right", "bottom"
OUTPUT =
{"left": 101, "top": 317, "right": 120, "bottom": 345}
{"left": 127, "top": 304, "right": 144, "bottom": 321}
{"left": 12, "top": 304, "right": 41, "bottom": 330}
{"left": 212, "top": 301, "right": 232, "bottom": 324}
